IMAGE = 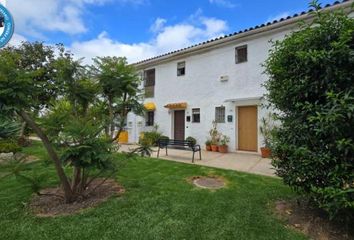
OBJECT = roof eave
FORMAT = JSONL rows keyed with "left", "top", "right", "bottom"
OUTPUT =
{"left": 133, "top": 1, "right": 353, "bottom": 69}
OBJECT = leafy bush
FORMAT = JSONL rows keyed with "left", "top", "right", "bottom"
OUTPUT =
{"left": 130, "top": 140, "right": 154, "bottom": 157}
{"left": 0, "top": 139, "right": 21, "bottom": 153}
{"left": 219, "top": 135, "right": 230, "bottom": 146}
{"left": 209, "top": 121, "right": 221, "bottom": 145}
{"left": 0, "top": 118, "right": 20, "bottom": 139}
{"left": 140, "top": 128, "right": 162, "bottom": 146}
{"left": 186, "top": 136, "right": 197, "bottom": 147}
{"left": 264, "top": 4, "right": 354, "bottom": 218}
{"left": 159, "top": 135, "right": 169, "bottom": 141}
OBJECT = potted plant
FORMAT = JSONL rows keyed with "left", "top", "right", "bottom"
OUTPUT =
{"left": 205, "top": 139, "right": 212, "bottom": 151}
{"left": 218, "top": 135, "right": 230, "bottom": 153}
{"left": 209, "top": 121, "right": 220, "bottom": 152}
{"left": 259, "top": 113, "right": 274, "bottom": 158}
{"left": 186, "top": 136, "right": 197, "bottom": 147}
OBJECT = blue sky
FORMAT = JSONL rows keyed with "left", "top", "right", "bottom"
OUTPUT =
{"left": 7, "top": 0, "right": 335, "bottom": 63}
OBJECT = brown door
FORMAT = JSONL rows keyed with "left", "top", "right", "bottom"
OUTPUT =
{"left": 174, "top": 110, "right": 185, "bottom": 140}
{"left": 238, "top": 106, "right": 258, "bottom": 151}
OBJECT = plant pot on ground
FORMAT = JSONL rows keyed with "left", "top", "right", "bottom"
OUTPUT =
{"left": 218, "top": 135, "right": 230, "bottom": 153}
{"left": 260, "top": 147, "right": 271, "bottom": 158}
{"left": 218, "top": 145, "right": 228, "bottom": 153}
{"left": 211, "top": 144, "right": 219, "bottom": 152}
{"left": 259, "top": 113, "right": 274, "bottom": 158}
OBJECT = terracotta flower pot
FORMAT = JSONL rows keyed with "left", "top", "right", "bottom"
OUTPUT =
{"left": 260, "top": 147, "right": 271, "bottom": 158}
{"left": 211, "top": 145, "right": 219, "bottom": 152}
{"left": 218, "top": 145, "right": 228, "bottom": 153}
{"left": 206, "top": 145, "right": 212, "bottom": 151}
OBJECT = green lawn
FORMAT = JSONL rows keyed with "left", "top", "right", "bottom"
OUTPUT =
{"left": 0, "top": 142, "right": 307, "bottom": 240}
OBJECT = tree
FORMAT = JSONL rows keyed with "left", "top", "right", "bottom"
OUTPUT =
{"left": 91, "top": 57, "right": 144, "bottom": 141}
{"left": 0, "top": 42, "right": 75, "bottom": 202}
{"left": 42, "top": 55, "right": 116, "bottom": 195}
{"left": 264, "top": 2, "right": 354, "bottom": 218}
{"left": 0, "top": 42, "right": 115, "bottom": 202}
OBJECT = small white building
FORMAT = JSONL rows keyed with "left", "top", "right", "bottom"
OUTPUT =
{"left": 126, "top": 1, "right": 353, "bottom": 153}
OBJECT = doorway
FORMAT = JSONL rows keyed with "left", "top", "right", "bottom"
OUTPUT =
{"left": 238, "top": 106, "right": 258, "bottom": 151}
{"left": 174, "top": 110, "right": 185, "bottom": 140}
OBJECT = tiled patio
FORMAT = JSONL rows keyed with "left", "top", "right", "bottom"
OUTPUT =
{"left": 119, "top": 144, "right": 276, "bottom": 177}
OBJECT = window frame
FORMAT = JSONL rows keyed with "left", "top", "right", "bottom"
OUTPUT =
{"left": 146, "top": 111, "right": 154, "bottom": 127}
{"left": 215, "top": 106, "right": 226, "bottom": 123}
{"left": 235, "top": 45, "right": 248, "bottom": 64}
{"left": 192, "top": 108, "right": 200, "bottom": 123}
{"left": 177, "top": 61, "right": 186, "bottom": 76}
{"left": 144, "top": 68, "right": 155, "bottom": 98}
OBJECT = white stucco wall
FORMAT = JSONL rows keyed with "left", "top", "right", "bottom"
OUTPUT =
{"left": 127, "top": 27, "right": 295, "bottom": 153}
{"left": 127, "top": 4, "right": 354, "bottom": 153}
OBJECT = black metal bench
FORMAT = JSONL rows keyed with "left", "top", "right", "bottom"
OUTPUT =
{"left": 157, "top": 139, "right": 201, "bottom": 163}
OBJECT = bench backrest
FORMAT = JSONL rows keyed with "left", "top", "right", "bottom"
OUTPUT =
{"left": 158, "top": 139, "right": 194, "bottom": 148}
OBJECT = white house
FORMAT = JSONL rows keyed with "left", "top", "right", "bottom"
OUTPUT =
{"left": 126, "top": 0, "right": 353, "bottom": 153}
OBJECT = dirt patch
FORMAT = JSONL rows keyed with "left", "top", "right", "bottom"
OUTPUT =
{"left": 29, "top": 179, "right": 125, "bottom": 217}
{"left": 189, "top": 176, "right": 226, "bottom": 190}
{"left": 274, "top": 200, "right": 354, "bottom": 240}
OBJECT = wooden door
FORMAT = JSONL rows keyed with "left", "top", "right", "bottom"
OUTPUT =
{"left": 238, "top": 106, "right": 258, "bottom": 151}
{"left": 174, "top": 110, "right": 185, "bottom": 140}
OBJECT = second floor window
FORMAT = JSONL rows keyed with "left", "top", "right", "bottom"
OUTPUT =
{"left": 235, "top": 45, "right": 248, "bottom": 64}
{"left": 144, "top": 69, "right": 155, "bottom": 98}
{"left": 215, "top": 106, "right": 225, "bottom": 123}
{"left": 177, "top": 61, "right": 185, "bottom": 76}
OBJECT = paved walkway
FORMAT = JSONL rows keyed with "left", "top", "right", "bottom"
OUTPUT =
{"left": 119, "top": 144, "right": 276, "bottom": 177}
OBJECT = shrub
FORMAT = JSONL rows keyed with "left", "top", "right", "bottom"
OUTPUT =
{"left": 186, "top": 136, "right": 196, "bottom": 147}
{"left": 209, "top": 121, "right": 221, "bottom": 145}
{"left": 159, "top": 135, "right": 169, "bottom": 141}
{"left": 264, "top": 4, "right": 354, "bottom": 218}
{"left": 0, "top": 139, "right": 21, "bottom": 153}
{"left": 0, "top": 118, "right": 20, "bottom": 139}
{"left": 219, "top": 135, "right": 230, "bottom": 146}
{"left": 140, "top": 131, "right": 161, "bottom": 146}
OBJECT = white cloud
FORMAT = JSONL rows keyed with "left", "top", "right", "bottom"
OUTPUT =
{"left": 267, "top": 12, "right": 291, "bottom": 23}
{"left": 8, "top": 33, "right": 27, "bottom": 46}
{"left": 70, "top": 14, "right": 228, "bottom": 64}
{"left": 7, "top": 0, "right": 144, "bottom": 37}
{"left": 150, "top": 18, "right": 167, "bottom": 33}
{"left": 209, "top": 0, "right": 237, "bottom": 8}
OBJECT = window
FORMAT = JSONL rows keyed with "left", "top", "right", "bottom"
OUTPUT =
{"left": 192, "top": 108, "right": 200, "bottom": 123}
{"left": 235, "top": 45, "right": 248, "bottom": 64}
{"left": 177, "top": 61, "right": 185, "bottom": 76}
{"left": 146, "top": 111, "right": 154, "bottom": 126}
{"left": 144, "top": 69, "right": 155, "bottom": 98}
{"left": 215, "top": 106, "right": 225, "bottom": 123}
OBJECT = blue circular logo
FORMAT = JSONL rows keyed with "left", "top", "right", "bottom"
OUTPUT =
{"left": 0, "top": 4, "right": 14, "bottom": 48}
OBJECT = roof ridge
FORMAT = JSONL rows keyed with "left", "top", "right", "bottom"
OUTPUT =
{"left": 134, "top": 0, "right": 351, "bottom": 65}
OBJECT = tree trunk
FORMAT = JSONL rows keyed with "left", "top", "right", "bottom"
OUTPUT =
{"left": 72, "top": 166, "right": 81, "bottom": 194}
{"left": 108, "top": 98, "right": 115, "bottom": 139}
{"left": 18, "top": 110, "right": 74, "bottom": 203}
{"left": 112, "top": 93, "right": 128, "bottom": 142}
{"left": 19, "top": 121, "right": 27, "bottom": 138}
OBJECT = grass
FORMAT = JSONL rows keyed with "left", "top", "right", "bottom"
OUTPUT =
{"left": 0, "top": 141, "right": 307, "bottom": 240}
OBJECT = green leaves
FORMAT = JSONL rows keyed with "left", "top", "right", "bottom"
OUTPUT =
{"left": 265, "top": 7, "right": 354, "bottom": 218}
{"left": 0, "top": 118, "right": 20, "bottom": 140}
